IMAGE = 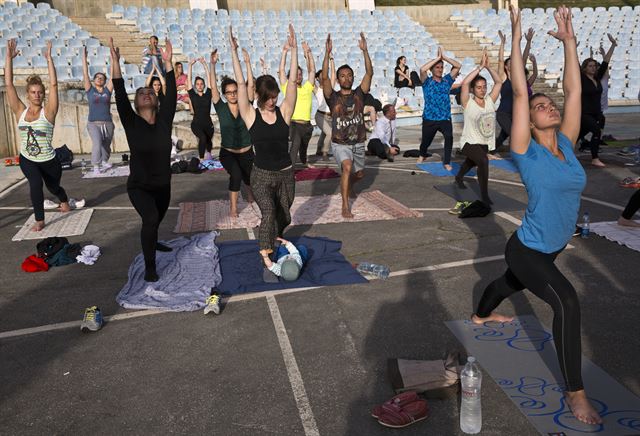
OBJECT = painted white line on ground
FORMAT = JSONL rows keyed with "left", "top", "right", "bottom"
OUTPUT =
{"left": 0, "top": 309, "right": 165, "bottom": 340}
{"left": 267, "top": 295, "right": 320, "bottom": 436}
{"left": 410, "top": 207, "right": 452, "bottom": 211}
{"left": 0, "top": 206, "right": 181, "bottom": 211}
{"left": 0, "top": 254, "right": 508, "bottom": 339}
{"left": 0, "top": 178, "right": 28, "bottom": 199}
{"left": 494, "top": 211, "right": 522, "bottom": 226}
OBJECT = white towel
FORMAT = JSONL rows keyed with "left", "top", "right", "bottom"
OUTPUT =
{"left": 590, "top": 221, "right": 640, "bottom": 252}
{"left": 76, "top": 244, "right": 101, "bottom": 265}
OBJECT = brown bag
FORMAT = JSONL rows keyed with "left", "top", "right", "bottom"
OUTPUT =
{"left": 387, "top": 351, "right": 465, "bottom": 399}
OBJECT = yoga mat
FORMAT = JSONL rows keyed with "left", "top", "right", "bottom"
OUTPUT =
{"left": 446, "top": 316, "right": 640, "bottom": 435}
{"left": 294, "top": 167, "right": 340, "bottom": 182}
{"left": 12, "top": 209, "right": 94, "bottom": 241}
{"left": 215, "top": 236, "right": 368, "bottom": 295}
{"left": 116, "top": 232, "right": 222, "bottom": 311}
{"left": 174, "top": 190, "right": 423, "bottom": 233}
{"left": 82, "top": 165, "right": 130, "bottom": 178}
{"left": 434, "top": 181, "right": 526, "bottom": 212}
{"left": 417, "top": 162, "right": 476, "bottom": 177}
{"left": 590, "top": 221, "right": 640, "bottom": 252}
{"left": 489, "top": 158, "right": 519, "bottom": 173}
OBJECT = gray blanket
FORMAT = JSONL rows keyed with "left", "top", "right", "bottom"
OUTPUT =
{"left": 116, "top": 232, "right": 222, "bottom": 311}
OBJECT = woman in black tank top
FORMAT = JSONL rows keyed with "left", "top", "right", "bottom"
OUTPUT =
{"left": 230, "top": 25, "right": 300, "bottom": 273}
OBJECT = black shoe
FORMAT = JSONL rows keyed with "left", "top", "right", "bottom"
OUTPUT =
{"left": 454, "top": 178, "right": 466, "bottom": 189}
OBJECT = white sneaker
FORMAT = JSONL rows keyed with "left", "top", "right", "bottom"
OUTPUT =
{"left": 101, "top": 161, "right": 112, "bottom": 171}
{"left": 171, "top": 145, "right": 178, "bottom": 157}
{"left": 43, "top": 199, "right": 59, "bottom": 209}
{"left": 92, "top": 167, "right": 102, "bottom": 176}
{"left": 68, "top": 198, "right": 86, "bottom": 209}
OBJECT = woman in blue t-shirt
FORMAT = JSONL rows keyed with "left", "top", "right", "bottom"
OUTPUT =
{"left": 472, "top": 7, "right": 601, "bottom": 426}
{"left": 82, "top": 46, "right": 114, "bottom": 175}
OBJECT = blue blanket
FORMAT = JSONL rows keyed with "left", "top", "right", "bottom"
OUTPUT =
{"left": 489, "top": 158, "right": 519, "bottom": 173}
{"left": 416, "top": 162, "right": 476, "bottom": 177}
{"left": 116, "top": 232, "right": 222, "bottom": 311}
{"left": 216, "top": 236, "right": 368, "bottom": 295}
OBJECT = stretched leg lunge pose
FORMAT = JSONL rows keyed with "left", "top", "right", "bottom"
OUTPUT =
{"left": 5, "top": 39, "right": 71, "bottom": 231}
{"left": 472, "top": 7, "right": 602, "bottom": 425}
{"left": 321, "top": 32, "right": 373, "bottom": 218}
{"left": 111, "top": 37, "right": 177, "bottom": 282}
{"left": 417, "top": 46, "right": 461, "bottom": 171}
{"left": 455, "top": 49, "right": 503, "bottom": 206}
{"left": 230, "top": 24, "right": 298, "bottom": 265}
{"left": 210, "top": 48, "right": 255, "bottom": 218}
{"left": 82, "top": 45, "right": 115, "bottom": 175}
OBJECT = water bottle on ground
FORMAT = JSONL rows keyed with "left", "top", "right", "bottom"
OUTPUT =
{"left": 581, "top": 212, "right": 590, "bottom": 239}
{"left": 81, "top": 158, "right": 87, "bottom": 175}
{"left": 460, "top": 356, "right": 482, "bottom": 434}
{"left": 356, "top": 262, "right": 390, "bottom": 280}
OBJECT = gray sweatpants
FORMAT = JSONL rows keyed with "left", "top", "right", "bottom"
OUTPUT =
{"left": 314, "top": 111, "right": 332, "bottom": 155}
{"left": 87, "top": 121, "right": 115, "bottom": 166}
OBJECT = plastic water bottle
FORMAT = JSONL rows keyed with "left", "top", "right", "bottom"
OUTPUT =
{"left": 581, "top": 212, "right": 590, "bottom": 239}
{"left": 460, "top": 356, "right": 482, "bottom": 434}
{"left": 634, "top": 148, "right": 640, "bottom": 165}
{"left": 356, "top": 262, "right": 390, "bottom": 279}
{"left": 81, "top": 158, "right": 87, "bottom": 175}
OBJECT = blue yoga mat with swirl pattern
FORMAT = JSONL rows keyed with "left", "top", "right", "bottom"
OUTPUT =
{"left": 446, "top": 315, "right": 640, "bottom": 435}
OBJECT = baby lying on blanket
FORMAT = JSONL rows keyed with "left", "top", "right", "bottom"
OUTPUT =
{"left": 262, "top": 237, "right": 308, "bottom": 282}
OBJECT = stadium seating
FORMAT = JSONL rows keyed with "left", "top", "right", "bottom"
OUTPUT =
{"left": 452, "top": 6, "right": 640, "bottom": 102}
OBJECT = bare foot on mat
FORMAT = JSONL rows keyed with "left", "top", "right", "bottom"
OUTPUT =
{"left": 31, "top": 220, "right": 45, "bottom": 232}
{"left": 565, "top": 390, "right": 603, "bottom": 425}
{"left": 59, "top": 202, "right": 71, "bottom": 212}
{"left": 471, "top": 312, "right": 514, "bottom": 325}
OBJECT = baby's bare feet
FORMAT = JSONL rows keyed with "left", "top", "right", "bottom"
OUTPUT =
{"left": 471, "top": 312, "right": 514, "bottom": 325}
{"left": 565, "top": 390, "right": 603, "bottom": 425}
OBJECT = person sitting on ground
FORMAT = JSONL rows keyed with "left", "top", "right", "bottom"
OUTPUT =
{"left": 174, "top": 61, "right": 190, "bottom": 109}
{"left": 145, "top": 62, "right": 166, "bottom": 105}
{"left": 367, "top": 104, "right": 400, "bottom": 162}
{"left": 142, "top": 35, "right": 164, "bottom": 76}
{"left": 394, "top": 56, "right": 413, "bottom": 89}
{"left": 261, "top": 237, "right": 308, "bottom": 282}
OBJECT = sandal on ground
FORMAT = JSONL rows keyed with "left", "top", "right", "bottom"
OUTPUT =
{"left": 620, "top": 177, "right": 640, "bottom": 188}
{"left": 377, "top": 399, "right": 430, "bottom": 428}
{"left": 371, "top": 391, "right": 419, "bottom": 419}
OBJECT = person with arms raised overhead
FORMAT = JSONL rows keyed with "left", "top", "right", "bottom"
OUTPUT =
{"left": 321, "top": 32, "right": 373, "bottom": 219}
{"left": 5, "top": 39, "right": 72, "bottom": 232}
{"left": 471, "top": 7, "right": 602, "bottom": 425}
{"left": 110, "top": 37, "right": 177, "bottom": 282}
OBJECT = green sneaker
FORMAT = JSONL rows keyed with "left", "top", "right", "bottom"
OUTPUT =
{"left": 80, "top": 306, "right": 103, "bottom": 332}
{"left": 204, "top": 293, "right": 221, "bottom": 315}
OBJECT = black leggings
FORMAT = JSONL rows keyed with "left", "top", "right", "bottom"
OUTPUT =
{"left": 622, "top": 190, "right": 640, "bottom": 220}
{"left": 19, "top": 156, "right": 68, "bottom": 221}
{"left": 219, "top": 147, "right": 254, "bottom": 192}
{"left": 420, "top": 119, "right": 453, "bottom": 164}
{"left": 579, "top": 112, "right": 605, "bottom": 159}
{"left": 289, "top": 122, "right": 313, "bottom": 165}
{"left": 496, "top": 111, "right": 512, "bottom": 146}
{"left": 127, "top": 185, "right": 171, "bottom": 271}
{"left": 191, "top": 120, "right": 214, "bottom": 159}
{"left": 476, "top": 233, "right": 583, "bottom": 391}
{"left": 456, "top": 143, "right": 490, "bottom": 204}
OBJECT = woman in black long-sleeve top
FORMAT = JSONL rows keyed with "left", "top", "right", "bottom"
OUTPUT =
{"left": 110, "top": 37, "right": 177, "bottom": 282}
{"left": 579, "top": 33, "right": 616, "bottom": 168}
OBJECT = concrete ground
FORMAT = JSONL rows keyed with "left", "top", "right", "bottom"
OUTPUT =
{"left": 0, "top": 114, "right": 639, "bottom": 435}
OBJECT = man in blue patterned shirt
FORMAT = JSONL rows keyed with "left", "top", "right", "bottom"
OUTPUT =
{"left": 418, "top": 47, "right": 461, "bottom": 171}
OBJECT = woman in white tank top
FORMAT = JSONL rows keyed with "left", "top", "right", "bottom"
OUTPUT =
{"left": 454, "top": 49, "right": 504, "bottom": 206}
{"left": 5, "top": 39, "right": 71, "bottom": 231}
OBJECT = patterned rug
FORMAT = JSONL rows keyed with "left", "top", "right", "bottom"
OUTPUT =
{"left": 82, "top": 165, "right": 130, "bottom": 178}
{"left": 174, "top": 190, "right": 423, "bottom": 233}
{"left": 12, "top": 209, "right": 94, "bottom": 241}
